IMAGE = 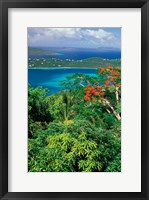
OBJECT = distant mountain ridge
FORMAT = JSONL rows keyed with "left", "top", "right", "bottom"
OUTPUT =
{"left": 28, "top": 47, "right": 57, "bottom": 56}
{"left": 29, "top": 46, "right": 121, "bottom": 53}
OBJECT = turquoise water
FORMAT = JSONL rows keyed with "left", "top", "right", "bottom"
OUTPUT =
{"left": 28, "top": 68, "right": 98, "bottom": 94}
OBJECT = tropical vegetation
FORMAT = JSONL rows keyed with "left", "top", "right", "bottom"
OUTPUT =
{"left": 28, "top": 65, "right": 121, "bottom": 172}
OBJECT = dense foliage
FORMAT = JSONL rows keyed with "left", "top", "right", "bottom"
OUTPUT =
{"left": 28, "top": 65, "right": 121, "bottom": 172}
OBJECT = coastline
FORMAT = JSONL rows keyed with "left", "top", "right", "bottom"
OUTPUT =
{"left": 28, "top": 57, "right": 121, "bottom": 69}
{"left": 28, "top": 67, "right": 98, "bottom": 70}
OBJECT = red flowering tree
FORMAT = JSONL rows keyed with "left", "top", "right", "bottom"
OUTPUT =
{"left": 84, "top": 66, "right": 121, "bottom": 120}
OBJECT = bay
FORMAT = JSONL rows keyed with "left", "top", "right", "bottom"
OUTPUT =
{"left": 29, "top": 51, "right": 121, "bottom": 60}
{"left": 28, "top": 68, "right": 98, "bottom": 95}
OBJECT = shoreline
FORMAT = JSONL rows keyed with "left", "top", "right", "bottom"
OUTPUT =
{"left": 28, "top": 57, "right": 121, "bottom": 69}
{"left": 28, "top": 67, "right": 98, "bottom": 70}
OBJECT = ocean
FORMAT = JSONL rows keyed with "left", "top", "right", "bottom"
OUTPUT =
{"left": 28, "top": 48, "right": 121, "bottom": 94}
{"left": 29, "top": 48, "right": 121, "bottom": 60}
{"left": 28, "top": 68, "right": 98, "bottom": 95}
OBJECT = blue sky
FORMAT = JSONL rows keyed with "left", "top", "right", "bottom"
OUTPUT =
{"left": 28, "top": 27, "right": 121, "bottom": 49}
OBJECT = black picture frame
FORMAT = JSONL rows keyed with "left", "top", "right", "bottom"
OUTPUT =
{"left": 0, "top": 0, "right": 148, "bottom": 199}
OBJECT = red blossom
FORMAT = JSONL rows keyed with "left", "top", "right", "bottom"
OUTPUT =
{"left": 94, "top": 91, "right": 99, "bottom": 96}
{"left": 111, "top": 70, "right": 119, "bottom": 76}
{"left": 97, "top": 86, "right": 102, "bottom": 91}
{"left": 109, "top": 77, "right": 115, "bottom": 82}
{"left": 105, "top": 80, "right": 110, "bottom": 87}
{"left": 86, "top": 91, "right": 91, "bottom": 96}
{"left": 84, "top": 95, "right": 90, "bottom": 101}
{"left": 108, "top": 65, "right": 112, "bottom": 69}
{"left": 98, "top": 68, "right": 105, "bottom": 74}
{"left": 100, "top": 92, "right": 105, "bottom": 97}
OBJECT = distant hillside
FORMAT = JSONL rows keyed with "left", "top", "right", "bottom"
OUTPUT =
{"left": 46, "top": 47, "right": 121, "bottom": 52}
{"left": 28, "top": 47, "right": 57, "bottom": 56}
{"left": 28, "top": 57, "right": 121, "bottom": 68}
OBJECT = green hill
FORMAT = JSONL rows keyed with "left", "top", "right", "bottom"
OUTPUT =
{"left": 28, "top": 47, "right": 57, "bottom": 56}
{"left": 28, "top": 57, "right": 121, "bottom": 68}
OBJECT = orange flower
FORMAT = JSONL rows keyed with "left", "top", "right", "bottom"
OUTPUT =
{"left": 100, "top": 92, "right": 105, "bottom": 96}
{"left": 94, "top": 91, "right": 99, "bottom": 96}
{"left": 90, "top": 86, "right": 95, "bottom": 90}
{"left": 108, "top": 65, "right": 112, "bottom": 69}
{"left": 90, "top": 87, "right": 96, "bottom": 94}
{"left": 97, "top": 86, "right": 102, "bottom": 91}
{"left": 92, "top": 91, "right": 96, "bottom": 95}
{"left": 84, "top": 84, "right": 91, "bottom": 91}
{"left": 109, "top": 77, "right": 115, "bottom": 82}
{"left": 105, "top": 80, "right": 110, "bottom": 87}
{"left": 98, "top": 68, "right": 105, "bottom": 74}
{"left": 111, "top": 70, "right": 118, "bottom": 76}
{"left": 84, "top": 95, "right": 90, "bottom": 101}
{"left": 86, "top": 91, "right": 91, "bottom": 96}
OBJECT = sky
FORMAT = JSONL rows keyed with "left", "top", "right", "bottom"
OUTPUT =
{"left": 28, "top": 27, "right": 121, "bottom": 49}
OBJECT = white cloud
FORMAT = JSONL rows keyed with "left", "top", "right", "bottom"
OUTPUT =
{"left": 81, "top": 29, "right": 113, "bottom": 39}
{"left": 28, "top": 27, "right": 120, "bottom": 48}
{"left": 46, "top": 28, "right": 81, "bottom": 39}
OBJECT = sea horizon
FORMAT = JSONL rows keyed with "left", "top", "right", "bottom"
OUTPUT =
{"left": 28, "top": 46, "right": 121, "bottom": 60}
